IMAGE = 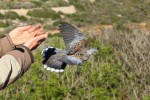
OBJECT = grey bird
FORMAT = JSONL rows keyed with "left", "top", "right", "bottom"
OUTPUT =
{"left": 41, "top": 22, "right": 97, "bottom": 72}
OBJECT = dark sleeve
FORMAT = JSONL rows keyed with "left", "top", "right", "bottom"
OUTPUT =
{"left": 0, "top": 45, "right": 34, "bottom": 90}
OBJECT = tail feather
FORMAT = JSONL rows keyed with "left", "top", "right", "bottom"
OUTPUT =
{"left": 41, "top": 46, "right": 67, "bottom": 72}
{"left": 41, "top": 46, "right": 56, "bottom": 64}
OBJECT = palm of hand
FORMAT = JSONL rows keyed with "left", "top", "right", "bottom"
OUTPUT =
{"left": 9, "top": 25, "right": 42, "bottom": 45}
{"left": 24, "top": 32, "right": 48, "bottom": 51}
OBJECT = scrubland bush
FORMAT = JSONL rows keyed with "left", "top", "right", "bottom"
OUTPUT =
{"left": 31, "top": 0, "right": 43, "bottom": 7}
{"left": 10, "top": 2, "right": 22, "bottom": 9}
{"left": 101, "top": 29, "right": 150, "bottom": 99}
{"left": 42, "top": 0, "right": 69, "bottom": 8}
{"left": 0, "top": 1, "right": 11, "bottom": 9}
{"left": 0, "top": 21, "right": 8, "bottom": 28}
{"left": 0, "top": 13, "right": 5, "bottom": 19}
{"left": 27, "top": 8, "right": 60, "bottom": 20}
{"left": 27, "top": 17, "right": 45, "bottom": 25}
{"left": 18, "top": 16, "right": 28, "bottom": 21}
{"left": 21, "top": 2, "right": 36, "bottom": 9}
{"left": 5, "top": 11, "right": 19, "bottom": 19}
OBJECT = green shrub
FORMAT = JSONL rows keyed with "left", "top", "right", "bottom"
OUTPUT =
{"left": 44, "top": 24, "right": 54, "bottom": 30}
{"left": 19, "top": 16, "right": 28, "bottom": 21}
{"left": 5, "top": 11, "right": 19, "bottom": 19}
{"left": 0, "top": 2, "right": 35, "bottom": 9}
{"left": 10, "top": 2, "right": 22, "bottom": 9}
{"left": 31, "top": 0, "right": 43, "bottom": 7}
{"left": 0, "top": 1, "right": 11, "bottom": 9}
{"left": 27, "top": 8, "right": 60, "bottom": 20}
{"left": 69, "top": 0, "right": 86, "bottom": 11}
{"left": 42, "top": 0, "right": 69, "bottom": 7}
{"left": 50, "top": 11, "right": 61, "bottom": 20}
{"left": 65, "top": 14, "right": 92, "bottom": 25}
{"left": 21, "top": 2, "right": 36, "bottom": 9}
{"left": 27, "top": 18, "right": 45, "bottom": 24}
{"left": 27, "top": 9, "right": 51, "bottom": 18}
{"left": 52, "top": 21, "right": 60, "bottom": 27}
{"left": 0, "top": 21, "right": 8, "bottom": 27}
{"left": 0, "top": 13, "right": 5, "bottom": 19}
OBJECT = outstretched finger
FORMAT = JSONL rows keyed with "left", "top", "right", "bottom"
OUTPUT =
{"left": 36, "top": 33, "right": 48, "bottom": 41}
{"left": 18, "top": 25, "right": 32, "bottom": 31}
{"left": 41, "top": 32, "right": 49, "bottom": 38}
{"left": 28, "top": 24, "right": 40, "bottom": 33}
{"left": 31, "top": 27, "right": 43, "bottom": 37}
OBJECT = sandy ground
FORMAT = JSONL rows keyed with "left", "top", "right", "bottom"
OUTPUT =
{"left": 0, "top": 5, "right": 76, "bottom": 16}
{"left": 0, "top": 9, "right": 29, "bottom": 16}
{"left": 51, "top": 5, "right": 76, "bottom": 14}
{"left": 0, "top": 6, "right": 76, "bottom": 32}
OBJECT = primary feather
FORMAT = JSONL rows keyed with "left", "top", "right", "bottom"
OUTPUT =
{"left": 59, "top": 22, "right": 86, "bottom": 54}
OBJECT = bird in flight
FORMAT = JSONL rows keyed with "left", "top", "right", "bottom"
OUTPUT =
{"left": 41, "top": 22, "right": 97, "bottom": 72}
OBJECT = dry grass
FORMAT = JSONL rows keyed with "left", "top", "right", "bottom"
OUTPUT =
{"left": 101, "top": 29, "right": 150, "bottom": 99}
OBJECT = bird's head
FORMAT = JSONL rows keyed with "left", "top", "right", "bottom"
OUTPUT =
{"left": 86, "top": 48, "right": 98, "bottom": 56}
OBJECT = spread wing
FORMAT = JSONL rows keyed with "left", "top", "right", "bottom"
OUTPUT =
{"left": 59, "top": 22, "right": 86, "bottom": 55}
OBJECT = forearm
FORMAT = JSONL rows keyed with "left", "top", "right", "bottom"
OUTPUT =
{"left": 0, "top": 34, "right": 15, "bottom": 57}
{"left": 0, "top": 46, "right": 33, "bottom": 90}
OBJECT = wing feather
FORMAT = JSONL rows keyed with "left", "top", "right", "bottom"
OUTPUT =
{"left": 59, "top": 22, "right": 86, "bottom": 54}
{"left": 45, "top": 56, "right": 67, "bottom": 69}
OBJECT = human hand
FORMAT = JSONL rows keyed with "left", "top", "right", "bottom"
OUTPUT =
{"left": 9, "top": 24, "right": 43, "bottom": 45}
{"left": 23, "top": 32, "right": 49, "bottom": 51}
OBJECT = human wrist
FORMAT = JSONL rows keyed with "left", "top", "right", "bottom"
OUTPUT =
{"left": 23, "top": 44, "right": 32, "bottom": 51}
{"left": 17, "top": 45, "right": 34, "bottom": 63}
{"left": 10, "top": 37, "right": 17, "bottom": 45}
{"left": 5, "top": 34, "right": 16, "bottom": 48}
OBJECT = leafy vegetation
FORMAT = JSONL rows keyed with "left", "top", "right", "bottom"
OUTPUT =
{"left": 0, "top": 13, "right": 5, "bottom": 19}
{"left": 27, "top": 8, "right": 61, "bottom": 20}
{"left": 0, "top": 0, "right": 150, "bottom": 99}
{"left": 5, "top": 11, "right": 20, "bottom": 19}
{"left": 0, "top": 21, "right": 8, "bottom": 28}
{"left": 18, "top": 16, "right": 28, "bottom": 22}
{"left": 41, "top": 0, "right": 69, "bottom": 8}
